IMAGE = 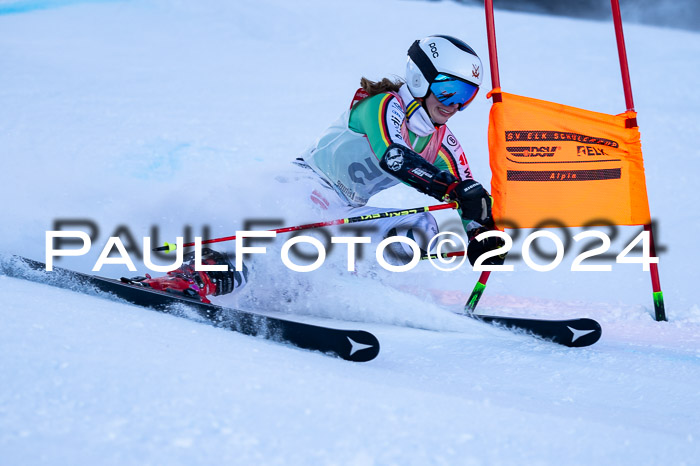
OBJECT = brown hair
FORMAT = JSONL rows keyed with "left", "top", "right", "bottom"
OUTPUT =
{"left": 360, "top": 76, "right": 404, "bottom": 97}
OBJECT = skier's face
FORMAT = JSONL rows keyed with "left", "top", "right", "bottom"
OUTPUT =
{"left": 424, "top": 93, "right": 460, "bottom": 125}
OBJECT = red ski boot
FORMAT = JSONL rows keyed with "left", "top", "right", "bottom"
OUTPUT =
{"left": 124, "top": 248, "right": 246, "bottom": 304}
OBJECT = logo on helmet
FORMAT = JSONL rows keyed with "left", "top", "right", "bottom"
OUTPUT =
{"left": 429, "top": 42, "right": 439, "bottom": 58}
{"left": 472, "top": 65, "right": 480, "bottom": 79}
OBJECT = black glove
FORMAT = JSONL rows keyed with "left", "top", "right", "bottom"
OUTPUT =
{"left": 446, "top": 179, "right": 492, "bottom": 224}
{"left": 466, "top": 226, "right": 507, "bottom": 267}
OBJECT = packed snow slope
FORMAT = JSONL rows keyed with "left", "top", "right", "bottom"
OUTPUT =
{"left": 1, "top": 0, "right": 699, "bottom": 464}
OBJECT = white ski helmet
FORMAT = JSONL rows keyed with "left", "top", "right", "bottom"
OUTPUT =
{"left": 406, "top": 35, "right": 483, "bottom": 103}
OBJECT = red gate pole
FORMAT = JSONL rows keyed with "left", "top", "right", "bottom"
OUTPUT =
{"left": 485, "top": 0, "right": 501, "bottom": 98}
{"left": 611, "top": 0, "right": 666, "bottom": 321}
{"left": 611, "top": 0, "right": 635, "bottom": 114}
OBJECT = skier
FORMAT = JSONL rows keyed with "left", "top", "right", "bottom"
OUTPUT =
{"left": 131, "top": 35, "right": 504, "bottom": 302}
{"left": 293, "top": 34, "right": 505, "bottom": 265}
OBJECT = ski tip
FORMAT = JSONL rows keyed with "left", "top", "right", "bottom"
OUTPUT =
{"left": 344, "top": 331, "right": 380, "bottom": 362}
{"left": 566, "top": 318, "right": 602, "bottom": 347}
{"left": 472, "top": 314, "right": 602, "bottom": 348}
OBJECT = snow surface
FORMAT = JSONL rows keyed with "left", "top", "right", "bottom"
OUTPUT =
{"left": 1, "top": 0, "right": 699, "bottom": 464}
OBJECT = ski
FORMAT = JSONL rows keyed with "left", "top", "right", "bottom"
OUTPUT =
{"left": 0, "top": 256, "right": 380, "bottom": 362}
{"left": 469, "top": 313, "right": 602, "bottom": 347}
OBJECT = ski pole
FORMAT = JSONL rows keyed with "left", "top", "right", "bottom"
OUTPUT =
{"left": 418, "top": 251, "right": 490, "bottom": 313}
{"left": 465, "top": 271, "right": 490, "bottom": 313}
{"left": 420, "top": 250, "right": 465, "bottom": 261}
{"left": 418, "top": 225, "right": 497, "bottom": 313}
{"left": 153, "top": 202, "right": 459, "bottom": 252}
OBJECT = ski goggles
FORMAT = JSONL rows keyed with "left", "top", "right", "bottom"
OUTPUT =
{"left": 429, "top": 74, "right": 479, "bottom": 110}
